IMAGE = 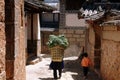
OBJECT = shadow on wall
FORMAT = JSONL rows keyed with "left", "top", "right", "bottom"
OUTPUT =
{"left": 64, "top": 44, "right": 83, "bottom": 58}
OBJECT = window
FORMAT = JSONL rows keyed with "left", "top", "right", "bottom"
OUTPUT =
{"left": 41, "top": 13, "right": 59, "bottom": 28}
{"left": 65, "top": 0, "right": 85, "bottom": 10}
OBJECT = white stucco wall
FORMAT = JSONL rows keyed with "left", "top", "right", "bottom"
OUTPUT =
{"left": 33, "top": 14, "right": 41, "bottom": 40}
{"left": 65, "top": 13, "right": 87, "bottom": 27}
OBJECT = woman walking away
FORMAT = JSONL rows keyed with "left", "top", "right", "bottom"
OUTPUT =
{"left": 81, "top": 52, "right": 92, "bottom": 80}
{"left": 50, "top": 60, "right": 64, "bottom": 79}
{"left": 47, "top": 35, "right": 69, "bottom": 79}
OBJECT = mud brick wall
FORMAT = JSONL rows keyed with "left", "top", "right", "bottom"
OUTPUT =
{"left": 13, "top": 0, "right": 26, "bottom": 80}
{"left": 5, "top": 0, "right": 26, "bottom": 80}
{"left": 86, "top": 27, "right": 95, "bottom": 68}
{"left": 0, "top": 0, "right": 6, "bottom": 80}
{"left": 101, "top": 40, "right": 120, "bottom": 80}
{"left": 101, "top": 26, "right": 120, "bottom": 80}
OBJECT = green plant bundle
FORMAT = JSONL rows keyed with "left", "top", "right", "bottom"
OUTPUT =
{"left": 46, "top": 35, "right": 69, "bottom": 48}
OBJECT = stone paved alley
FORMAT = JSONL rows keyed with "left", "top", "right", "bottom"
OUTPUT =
{"left": 26, "top": 54, "right": 102, "bottom": 80}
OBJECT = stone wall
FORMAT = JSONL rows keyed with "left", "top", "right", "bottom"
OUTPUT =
{"left": 59, "top": 0, "right": 87, "bottom": 57}
{"left": 59, "top": 28, "right": 86, "bottom": 57}
{"left": 41, "top": 30, "right": 59, "bottom": 54}
{"left": 101, "top": 26, "right": 120, "bottom": 80}
{"left": 0, "top": 0, "right": 6, "bottom": 80}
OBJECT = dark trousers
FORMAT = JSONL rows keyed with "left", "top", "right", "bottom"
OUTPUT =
{"left": 53, "top": 69, "right": 62, "bottom": 79}
{"left": 83, "top": 67, "right": 89, "bottom": 76}
{"left": 50, "top": 61, "right": 64, "bottom": 79}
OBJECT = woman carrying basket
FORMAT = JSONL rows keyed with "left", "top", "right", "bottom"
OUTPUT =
{"left": 47, "top": 35, "right": 69, "bottom": 79}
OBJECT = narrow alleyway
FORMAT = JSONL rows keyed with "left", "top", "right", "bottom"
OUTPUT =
{"left": 26, "top": 54, "right": 102, "bottom": 80}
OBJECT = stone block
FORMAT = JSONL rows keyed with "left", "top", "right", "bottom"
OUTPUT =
{"left": 66, "top": 29, "right": 74, "bottom": 33}
{"left": 76, "top": 38, "right": 84, "bottom": 42}
{"left": 66, "top": 34, "right": 72, "bottom": 38}
{"left": 59, "top": 29, "right": 67, "bottom": 33}
{"left": 73, "top": 34, "right": 80, "bottom": 38}
{"left": 80, "top": 34, "right": 85, "bottom": 38}
{"left": 69, "top": 38, "right": 76, "bottom": 42}
{"left": 75, "top": 30, "right": 84, "bottom": 34}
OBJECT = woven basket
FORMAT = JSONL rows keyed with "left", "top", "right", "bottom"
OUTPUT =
{"left": 50, "top": 45, "right": 64, "bottom": 62}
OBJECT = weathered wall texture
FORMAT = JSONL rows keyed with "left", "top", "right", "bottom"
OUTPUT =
{"left": 101, "top": 26, "right": 120, "bottom": 80}
{"left": 65, "top": 13, "right": 87, "bottom": 27}
{"left": 87, "top": 26, "right": 95, "bottom": 66}
{"left": 59, "top": 0, "right": 87, "bottom": 56}
{"left": 5, "top": 0, "right": 26, "bottom": 80}
{"left": 0, "top": 0, "right": 6, "bottom": 80}
{"left": 41, "top": 30, "right": 59, "bottom": 54}
{"left": 14, "top": 0, "right": 26, "bottom": 80}
{"left": 101, "top": 40, "right": 120, "bottom": 80}
{"left": 59, "top": 28, "right": 86, "bottom": 57}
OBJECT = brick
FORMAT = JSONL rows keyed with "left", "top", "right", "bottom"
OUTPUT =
{"left": 76, "top": 38, "right": 84, "bottom": 42}
{"left": 59, "top": 29, "right": 67, "bottom": 33}
{"left": 69, "top": 38, "right": 76, "bottom": 42}
{"left": 73, "top": 34, "right": 80, "bottom": 38}
{"left": 75, "top": 30, "right": 84, "bottom": 34}
{"left": 79, "top": 41, "right": 85, "bottom": 46}
{"left": 80, "top": 34, "right": 85, "bottom": 38}
{"left": 66, "top": 29, "right": 74, "bottom": 33}
{"left": 66, "top": 34, "right": 72, "bottom": 38}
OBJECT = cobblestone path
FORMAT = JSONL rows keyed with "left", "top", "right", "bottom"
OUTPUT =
{"left": 26, "top": 54, "right": 102, "bottom": 80}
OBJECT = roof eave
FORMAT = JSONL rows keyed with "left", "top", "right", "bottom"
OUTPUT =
{"left": 24, "top": 0, "right": 56, "bottom": 12}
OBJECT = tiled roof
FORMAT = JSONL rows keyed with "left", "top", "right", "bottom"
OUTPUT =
{"left": 78, "top": 1, "right": 120, "bottom": 22}
{"left": 101, "top": 20, "right": 120, "bottom": 26}
{"left": 25, "top": 0, "right": 56, "bottom": 12}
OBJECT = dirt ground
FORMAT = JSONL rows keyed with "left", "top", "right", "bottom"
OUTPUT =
{"left": 26, "top": 54, "right": 102, "bottom": 80}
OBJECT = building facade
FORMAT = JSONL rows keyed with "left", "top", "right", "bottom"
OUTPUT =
{"left": 0, "top": 0, "right": 26, "bottom": 80}
{"left": 78, "top": 1, "right": 120, "bottom": 80}
{"left": 24, "top": 0, "right": 55, "bottom": 63}
{"left": 0, "top": 0, "right": 55, "bottom": 79}
{"left": 60, "top": 0, "right": 120, "bottom": 80}
{"left": 59, "top": 0, "right": 87, "bottom": 57}
{"left": 86, "top": 11, "right": 120, "bottom": 80}
{"left": 0, "top": 0, "right": 6, "bottom": 79}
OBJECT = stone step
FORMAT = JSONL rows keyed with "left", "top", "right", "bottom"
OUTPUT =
{"left": 27, "top": 53, "right": 41, "bottom": 65}
{"left": 27, "top": 57, "right": 41, "bottom": 65}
